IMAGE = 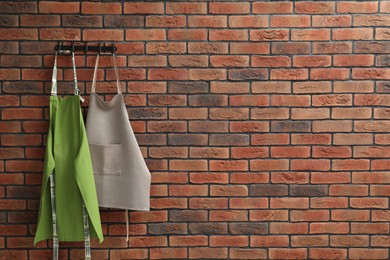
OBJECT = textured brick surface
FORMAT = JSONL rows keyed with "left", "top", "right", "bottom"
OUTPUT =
{"left": 0, "top": 1, "right": 389, "bottom": 259}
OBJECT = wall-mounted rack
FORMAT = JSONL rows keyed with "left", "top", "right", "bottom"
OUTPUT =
{"left": 54, "top": 41, "right": 117, "bottom": 54}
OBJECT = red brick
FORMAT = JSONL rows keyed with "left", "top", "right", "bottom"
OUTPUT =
{"left": 148, "top": 121, "right": 184, "bottom": 133}
{"left": 211, "top": 55, "right": 249, "bottom": 67}
{"left": 271, "top": 69, "right": 308, "bottom": 80}
{"left": 333, "top": 159, "right": 370, "bottom": 171}
{"left": 0, "top": 174, "right": 24, "bottom": 184}
{"left": 295, "top": 2, "right": 335, "bottom": 14}
{"left": 230, "top": 198, "right": 268, "bottom": 209}
{"left": 146, "top": 16, "right": 186, "bottom": 28}
{"left": 169, "top": 160, "right": 207, "bottom": 171}
{"left": 330, "top": 235, "right": 369, "bottom": 247}
{"left": 39, "top": 1, "right": 79, "bottom": 13}
{"left": 189, "top": 42, "right": 229, "bottom": 54}
{"left": 230, "top": 121, "right": 268, "bottom": 133}
{"left": 209, "top": 2, "right": 249, "bottom": 14}
{"left": 313, "top": 42, "right": 352, "bottom": 54}
{"left": 252, "top": 56, "right": 290, "bottom": 67}
{"left": 271, "top": 198, "right": 309, "bottom": 209}
{"left": 210, "top": 235, "right": 248, "bottom": 247}
{"left": 168, "top": 30, "right": 207, "bottom": 41}
{"left": 371, "top": 185, "right": 390, "bottom": 196}
{"left": 230, "top": 43, "right": 269, "bottom": 54}
{"left": 41, "top": 28, "right": 80, "bottom": 41}
{"left": 169, "top": 185, "right": 208, "bottom": 197}
{"left": 313, "top": 146, "right": 351, "bottom": 158}
{"left": 170, "top": 56, "right": 208, "bottom": 68}
{"left": 311, "top": 197, "right": 349, "bottom": 209}
{"left": 126, "top": 29, "right": 166, "bottom": 41}
{"left": 291, "top": 134, "right": 331, "bottom": 145}
{"left": 231, "top": 147, "right": 268, "bottom": 159}
{"left": 251, "top": 159, "right": 289, "bottom": 171}
{"left": 329, "top": 185, "right": 368, "bottom": 196}
{"left": 312, "top": 15, "right": 352, "bottom": 27}
{"left": 271, "top": 172, "right": 309, "bottom": 184}
{"left": 291, "top": 108, "right": 330, "bottom": 119}
{"left": 190, "top": 173, "right": 228, "bottom": 184}
{"left": 292, "top": 29, "right": 330, "bottom": 41}
{"left": 210, "top": 30, "right": 247, "bottom": 41}
{"left": 291, "top": 210, "right": 329, "bottom": 222}
{"left": 0, "top": 199, "right": 26, "bottom": 210}
{"left": 351, "top": 198, "right": 388, "bottom": 209}
{"left": 188, "top": 16, "right": 227, "bottom": 28}
{"left": 82, "top": 2, "right": 121, "bottom": 14}
{"left": 313, "top": 120, "right": 352, "bottom": 132}
{"left": 229, "top": 248, "right": 267, "bottom": 260}
{"left": 311, "top": 172, "right": 350, "bottom": 184}
{"left": 309, "top": 248, "right": 347, "bottom": 260}
{"left": 270, "top": 248, "right": 307, "bottom": 259}
{"left": 271, "top": 95, "right": 310, "bottom": 107}
{"left": 332, "top": 210, "right": 370, "bottom": 221}
{"left": 166, "top": 3, "right": 206, "bottom": 14}
{"left": 252, "top": 134, "right": 289, "bottom": 145}
{"left": 129, "top": 236, "right": 167, "bottom": 247}
{"left": 337, "top": 1, "right": 378, "bottom": 13}
{"left": 311, "top": 68, "right": 350, "bottom": 80}
{"left": 130, "top": 211, "right": 167, "bottom": 223}
{"left": 334, "top": 55, "right": 374, "bottom": 67}
{"left": 190, "top": 198, "right": 228, "bottom": 209}
{"left": 250, "top": 29, "right": 288, "bottom": 41}
{"left": 251, "top": 235, "right": 289, "bottom": 247}
{"left": 291, "top": 159, "right": 330, "bottom": 171}
{"left": 372, "top": 210, "right": 390, "bottom": 221}
{"left": 349, "top": 249, "right": 388, "bottom": 260}
{"left": 334, "top": 81, "right": 374, "bottom": 93}
{"left": 189, "top": 69, "right": 226, "bottom": 80}
{"left": 210, "top": 160, "right": 248, "bottom": 171}
{"left": 189, "top": 248, "right": 228, "bottom": 259}
{"left": 169, "top": 108, "right": 207, "bottom": 120}
{"left": 333, "top": 108, "right": 372, "bottom": 119}
{"left": 229, "top": 16, "right": 268, "bottom": 28}
{"left": 333, "top": 28, "right": 373, "bottom": 40}
{"left": 351, "top": 223, "right": 389, "bottom": 234}
{"left": 124, "top": 2, "right": 164, "bottom": 14}
{"left": 271, "top": 146, "right": 310, "bottom": 158}
{"left": 83, "top": 29, "right": 123, "bottom": 41}
{"left": 253, "top": 2, "right": 292, "bottom": 14}
{"left": 210, "top": 185, "right": 248, "bottom": 197}
{"left": 291, "top": 235, "right": 329, "bottom": 247}
{"left": 149, "top": 147, "right": 187, "bottom": 159}
{"left": 310, "top": 222, "right": 349, "bottom": 234}
{"left": 251, "top": 108, "right": 289, "bottom": 119}
{"left": 293, "top": 56, "right": 331, "bottom": 68}
{"left": 169, "top": 236, "right": 208, "bottom": 246}
{"left": 110, "top": 249, "right": 148, "bottom": 259}
{"left": 150, "top": 248, "right": 187, "bottom": 259}
{"left": 150, "top": 198, "right": 187, "bottom": 209}
{"left": 271, "top": 15, "right": 310, "bottom": 28}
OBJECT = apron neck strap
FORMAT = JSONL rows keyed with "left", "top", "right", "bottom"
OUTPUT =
{"left": 91, "top": 54, "right": 121, "bottom": 95}
{"left": 50, "top": 51, "right": 80, "bottom": 96}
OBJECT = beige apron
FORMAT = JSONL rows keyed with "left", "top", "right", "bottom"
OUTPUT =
{"left": 86, "top": 54, "right": 151, "bottom": 240}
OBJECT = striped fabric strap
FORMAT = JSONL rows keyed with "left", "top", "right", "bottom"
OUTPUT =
{"left": 82, "top": 202, "right": 91, "bottom": 260}
{"left": 49, "top": 173, "right": 58, "bottom": 260}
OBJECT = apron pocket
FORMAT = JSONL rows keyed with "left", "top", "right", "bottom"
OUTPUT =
{"left": 89, "top": 143, "right": 122, "bottom": 176}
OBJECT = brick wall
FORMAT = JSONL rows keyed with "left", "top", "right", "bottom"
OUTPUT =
{"left": 1, "top": 1, "right": 390, "bottom": 259}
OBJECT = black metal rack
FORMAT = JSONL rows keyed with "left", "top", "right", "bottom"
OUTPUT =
{"left": 55, "top": 42, "right": 117, "bottom": 54}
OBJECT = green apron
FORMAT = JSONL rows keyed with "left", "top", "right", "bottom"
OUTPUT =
{"left": 34, "top": 52, "right": 103, "bottom": 258}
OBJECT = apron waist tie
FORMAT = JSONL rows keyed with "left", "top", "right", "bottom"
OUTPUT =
{"left": 126, "top": 209, "right": 129, "bottom": 243}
